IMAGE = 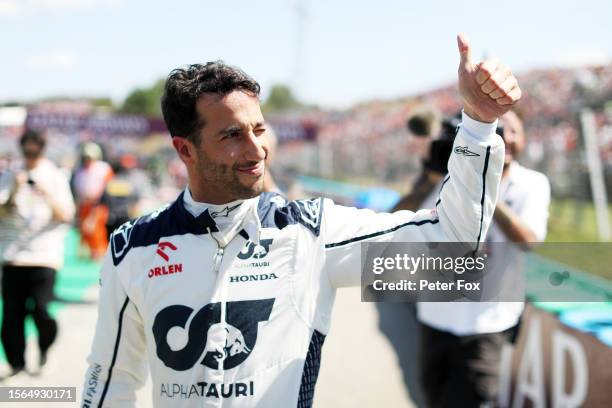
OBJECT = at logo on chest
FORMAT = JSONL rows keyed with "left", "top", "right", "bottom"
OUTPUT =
{"left": 152, "top": 299, "right": 275, "bottom": 371}
{"left": 237, "top": 239, "right": 273, "bottom": 260}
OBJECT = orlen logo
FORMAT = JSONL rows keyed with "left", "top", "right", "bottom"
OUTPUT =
{"left": 156, "top": 241, "right": 177, "bottom": 261}
{"left": 149, "top": 241, "right": 183, "bottom": 279}
{"left": 152, "top": 299, "right": 274, "bottom": 371}
{"left": 149, "top": 264, "right": 183, "bottom": 279}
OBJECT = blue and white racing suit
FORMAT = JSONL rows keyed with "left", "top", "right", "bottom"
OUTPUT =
{"left": 81, "top": 113, "right": 504, "bottom": 407}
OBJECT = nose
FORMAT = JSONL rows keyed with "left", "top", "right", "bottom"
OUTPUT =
{"left": 244, "top": 131, "right": 267, "bottom": 162}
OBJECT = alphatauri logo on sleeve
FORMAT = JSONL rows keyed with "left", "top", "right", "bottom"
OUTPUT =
{"left": 152, "top": 299, "right": 275, "bottom": 371}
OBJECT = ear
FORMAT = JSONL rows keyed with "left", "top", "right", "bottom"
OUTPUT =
{"left": 172, "top": 137, "right": 197, "bottom": 165}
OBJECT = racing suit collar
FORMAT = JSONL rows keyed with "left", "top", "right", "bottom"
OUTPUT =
{"left": 182, "top": 188, "right": 261, "bottom": 247}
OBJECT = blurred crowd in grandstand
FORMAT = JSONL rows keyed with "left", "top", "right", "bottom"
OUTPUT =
{"left": 283, "top": 64, "right": 612, "bottom": 198}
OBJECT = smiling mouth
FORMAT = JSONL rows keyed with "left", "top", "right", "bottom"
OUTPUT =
{"left": 235, "top": 161, "right": 264, "bottom": 177}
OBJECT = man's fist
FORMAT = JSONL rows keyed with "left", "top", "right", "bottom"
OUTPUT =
{"left": 457, "top": 34, "right": 521, "bottom": 123}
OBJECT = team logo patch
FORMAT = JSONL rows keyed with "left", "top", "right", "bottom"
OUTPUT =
{"left": 152, "top": 299, "right": 274, "bottom": 371}
{"left": 237, "top": 239, "right": 273, "bottom": 260}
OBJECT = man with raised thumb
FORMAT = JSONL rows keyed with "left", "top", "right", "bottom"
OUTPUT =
{"left": 82, "top": 35, "right": 520, "bottom": 407}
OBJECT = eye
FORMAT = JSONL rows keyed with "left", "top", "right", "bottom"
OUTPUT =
{"left": 223, "top": 130, "right": 241, "bottom": 140}
{"left": 254, "top": 127, "right": 266, "bottom": 136}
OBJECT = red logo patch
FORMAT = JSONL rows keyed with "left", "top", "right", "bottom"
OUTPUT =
{"left": 156, "top": 241, "right": 177, "bottom": 261}
{"left": 148, "top": 263, "right": 183, "bottom": 278}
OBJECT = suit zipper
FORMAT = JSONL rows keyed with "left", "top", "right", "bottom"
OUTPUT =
{"left": 213, "top": 246, "right": 225, "bottom": 274}
{"left": 209, "top": 229, "right": 246, "bottom": 375}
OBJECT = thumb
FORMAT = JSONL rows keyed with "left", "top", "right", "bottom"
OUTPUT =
{"left": 457, "top": 33, "right": 472, "bottom": 68}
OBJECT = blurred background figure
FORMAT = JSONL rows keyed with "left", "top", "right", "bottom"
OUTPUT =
{"left": 378, "top": 108, "right": 552, "bottom": 407}
{"left": 70, "top": 142, "right": 113, "bottom": 260}
{"left": 394, "top": 107, "right": 451, "bottom": 211}
{"left": 0, "top": 129, "right": 75, "bottom": 379}
{"left": 99, "top": 154, "right": 148, "bottom": 234}
{"left": 414, "top": 110, "right": 551, "bottom": 407}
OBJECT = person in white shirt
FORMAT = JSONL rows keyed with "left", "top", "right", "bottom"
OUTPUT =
{"left": 0, "top": 129, "right": 76, "bottom": 379}
{"left": 415, "top": 110, "right": 551, "bottom": 407}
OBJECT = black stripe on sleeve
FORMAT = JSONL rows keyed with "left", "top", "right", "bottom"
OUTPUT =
{"left": 98, "top": 296, "right": 130, "bottom": 408}
{"left": 474, "top": 146, "right": 492, "bottom": 252}
{"left": 324, "top": 218, "right": 439, "bottom": 249}
{"left": 435, "top": 175, "right": 450, "bottom": 207}
{"left": 440, "top": 174, "right": 450, "bottom": 188}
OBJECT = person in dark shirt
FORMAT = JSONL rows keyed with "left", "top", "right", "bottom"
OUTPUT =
{"left": 99, "top": 154, "right": 142, "bottom": 235}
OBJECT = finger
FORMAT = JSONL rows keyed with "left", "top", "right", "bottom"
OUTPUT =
{"left": 496, "top": 86, "right": 522, "bottom": 105}
{"left": 487, "top": 73, "right": 515, "bottom": 99}
{"left": 489, "top": 75, "right": 518, "bottom": 100}
{"left": 457, "top": 33, "right": 472, "bottom": 67}
{"left": 480, "top": 68, "right": 510, "bottom": 94}
{"left": 475, "top": 59, "right": 499, "bottom": 85}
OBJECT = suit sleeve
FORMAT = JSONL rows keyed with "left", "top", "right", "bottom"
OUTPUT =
{"left": 81, "top": 250, "right": 147, "bottom": 408}
{"left": 322, "top": 111, "right": 505, "bottom": 288}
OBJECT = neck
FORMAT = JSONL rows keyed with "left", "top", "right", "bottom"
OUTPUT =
{"left": 502, "top": 161, "right": 512, "bottom": 179}
{"left": 25, "top": 158, "right": 41, "bottom": 170}
{"left": 188, "top": 181, "right": 236, "bottom": 205}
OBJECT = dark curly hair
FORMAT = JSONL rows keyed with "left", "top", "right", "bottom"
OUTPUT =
{"left": 19, "top": 129, "right": 46, "bottom": 150}
{"left": 161, "top": 61, "right": 260, "bottom": 144}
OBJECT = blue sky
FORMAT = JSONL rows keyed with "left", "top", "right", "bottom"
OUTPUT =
{"left": 1, "top": 0, "right": 611, "bottom": 108}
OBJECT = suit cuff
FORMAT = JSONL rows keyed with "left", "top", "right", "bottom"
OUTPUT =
{"left": 461, "top": 110, "right": 499, "bottom": 143}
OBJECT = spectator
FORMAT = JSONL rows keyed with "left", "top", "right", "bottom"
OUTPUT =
{"left": 71, "top": 142, "right": 113, "bottom": 260}
{"left": 99, "top": 154, "right": 147, "bottom": 234}
{"left": 0, "top": 129, "right": 75, "bottom": 379}
{"left": 416, "top": 111, "right": 551, "bottom": 407}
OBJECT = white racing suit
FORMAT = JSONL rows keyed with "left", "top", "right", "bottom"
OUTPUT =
{"left": 81, "top": 113, "right": 504, "bottom": 407}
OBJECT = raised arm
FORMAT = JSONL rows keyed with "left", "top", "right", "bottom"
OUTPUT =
{"left": 322, "top": 35, "right": 521, "bottom": 288}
